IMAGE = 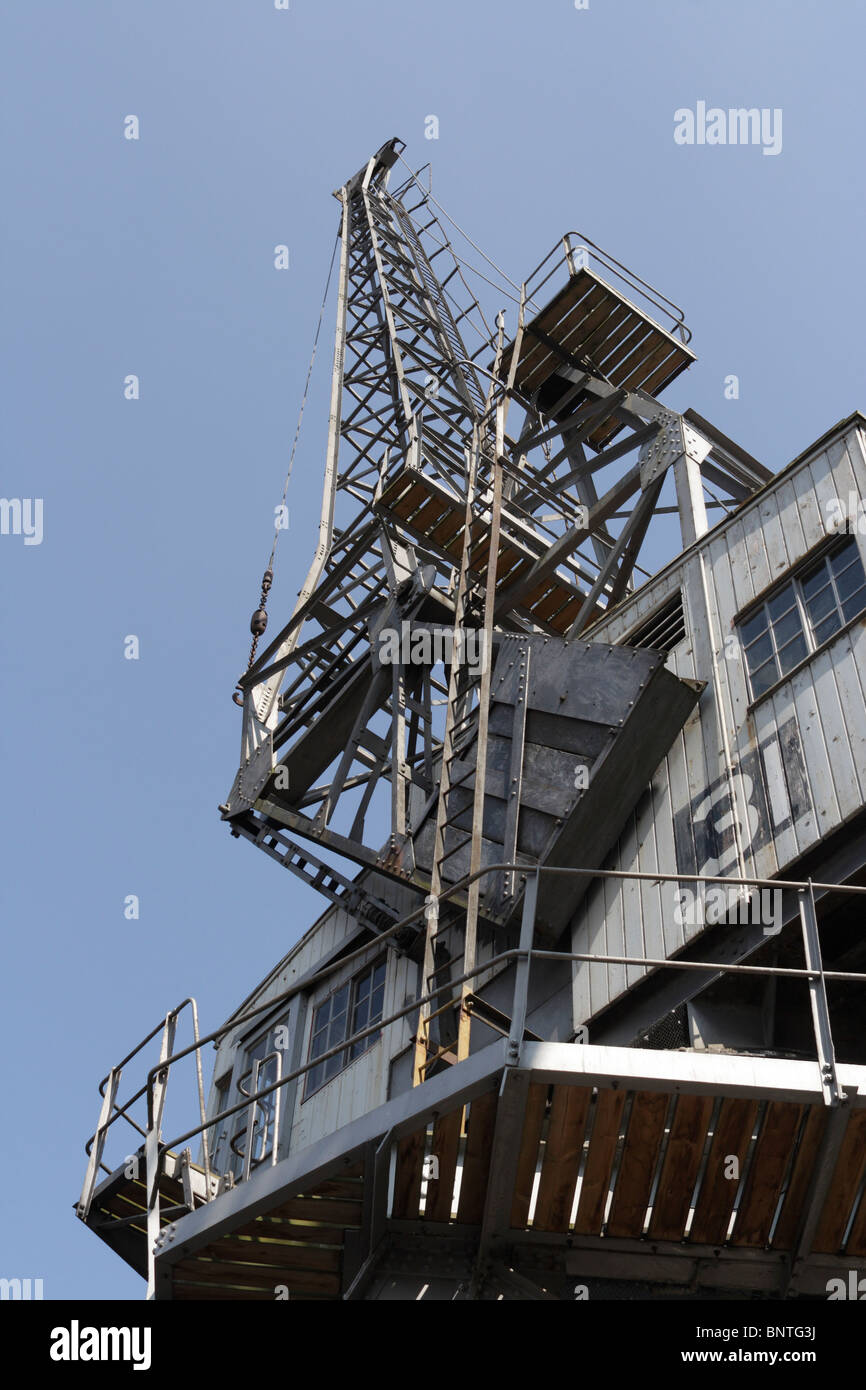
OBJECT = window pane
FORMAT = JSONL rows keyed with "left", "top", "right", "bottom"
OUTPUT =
{"left": 842, "top": 586, "right": 866, "bottom": 622}
{"left": 804, "top": 584, "right": 835, "bottom": 624}
{"left": 829, "top": 538, "right": 859, "bottom": 575}
{"left": 771, "top": 605, "right": 803, "bottom": 649}
{"left": 744, "top": 631, "right": 773, "bottom": 672}
{"left": 740, "top": 610, "right": 768, "bottom": 648}
{"left": 777, "top": 633, "right": 808, "bottom": 675}
{"left": 767, "top": 586, "right": 796, "bottom": 623}
{"left": 750, "top": 659, "right": 778, "bottom": 698}
{"left": 836, "top": 563, "right": 864, "bottom": 604}
{"left": 813, "top": 611, "right": 841, "bottom": 646}
{"left": 801, "top": 563, "right": 830, "bottom": 601}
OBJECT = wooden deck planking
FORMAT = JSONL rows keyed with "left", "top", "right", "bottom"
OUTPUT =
{"left": 731, "top": 1102, "right": 804, "bottom": 1248}
{"left": 689, "top": 1098, "right": 759, "bottom": 1246}
{"left": 456, "top": 1090, "right": 499, "bottom": 1225}
{"left": 607, "top": 1090, "right": 669, "bottom": 1239}
{"left": 813, "top": 1110, "right": 866, "bottom": 1253}
{"left": 425, "top": 1106, "right": 463, "bottom": 1223}
{"left": 573, "top": 1089, "right": 627, "bottom": 1236}
{"left": 770, "top": 1107, "right": 826, "bottom": 1250}
{"left": 510, "top": 1082, "right": 548, "bottom": 1230}
{"left": 391, "top": 1127, "right": 427, "bottom": 1221}
{"left": 533, "top": 1085, "right": 591, "bottom": 1233}
{"left": 649, "top": 1094, "right": 715, "bottom": 1242}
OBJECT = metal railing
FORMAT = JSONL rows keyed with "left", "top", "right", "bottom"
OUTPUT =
{"left": 523, "top": 231, "right": 692, "bottom": 345}
{"left": 79, "top": 860, "right": 866, "bottom": 1295}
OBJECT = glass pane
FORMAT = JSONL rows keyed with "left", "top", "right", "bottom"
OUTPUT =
{"left": 312, "top": 998, "right": 330, "bottom": 1031}
{"left": 771, "top": 605, "right": 803, "bottom": 648}
{"left": 307, "top": 1063, "right": 323, "bottom": 1094}
{"left": 801, "top": 563, "right": 830, "bottom": 601}
{"left": 370, "top": 984, "right": 386, "bottom": 1022}
{"left": 836, "top": 564, "right": 864, "bottom": 603}
{"left": 750, "top": 659, "right": 778, "bottom": 698}
{"left": 777, "top": 633, "right": 808, "bottom": 674}
{"left": 829, "top": 539, "right": 859, "bottom": 574}
{"left": 353, "top": 995, "right": 370, "bottom": 1033}
{"left": 842, "top": 586, "right": 866, "bottom": 622}
{"left": 767, "top": 586, "right": 796, "bottom": 623}
{"left": 332, "top": 985, "right": 350, "bottom": 1016}
{"left": 805, "top": 584, "right": 835, "bottom": 624}
{"left": 813, "top": 611, "right": 841, "bottom": 646}
{"left": 744, "top": 631, "right": 773, "bottom": 671}
{"left": 740, "top": 610, "right": 768, "bottom": 648}
{"left": 355, "top": 971, "right": 371, "bottom": 1001}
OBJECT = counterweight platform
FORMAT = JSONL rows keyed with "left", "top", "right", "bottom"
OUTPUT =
{"left": 84, "top": 1043, "right": 866, "bottom": 1300}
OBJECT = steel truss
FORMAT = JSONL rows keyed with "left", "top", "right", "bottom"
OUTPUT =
{"left": 222, "top": 136, "right": 771, "bottom": 928}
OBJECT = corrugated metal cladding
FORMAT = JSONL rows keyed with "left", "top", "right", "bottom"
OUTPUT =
{"left": 571, "top": 417, "right": 866, "bottom": 1026}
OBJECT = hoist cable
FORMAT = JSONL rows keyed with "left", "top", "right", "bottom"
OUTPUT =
{"left": 234, "top": 233, "right": 340, "bottom": 699}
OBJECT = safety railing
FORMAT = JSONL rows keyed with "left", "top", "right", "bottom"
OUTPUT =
{"left": 523, "top": 231, "right": 692, "bottom": 345}
{"left": 79, "top": 861, "right": 866, "bottom": 1295}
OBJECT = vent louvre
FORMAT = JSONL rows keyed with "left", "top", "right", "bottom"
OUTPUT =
{"left": 622, "top": 591, "right": 686, "bottom": 654}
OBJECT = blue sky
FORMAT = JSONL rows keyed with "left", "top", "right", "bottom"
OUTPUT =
{"left": 2, "top": 0, "right": 865, "bottom": 1300}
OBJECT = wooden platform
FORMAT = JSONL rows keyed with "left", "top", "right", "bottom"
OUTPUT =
{"left": 394, "top": 1086, "right": 864, "bottom": 1248}
{"left": 375, "top": 466, "right": 598, "bottom": 633}
{"left": 92, "top": 1045, "right": 866, "bottom": 1299}
{"left": 83, "top": 1148, "right": 211, "bottom": 1281}
{"left": 168, "top": 1171, "right": 364, "bottom": 1301}
{"left": 498, "top": 268, "right": 695, "bottom": 449}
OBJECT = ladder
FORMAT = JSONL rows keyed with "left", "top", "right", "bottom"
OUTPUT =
{"left": 412, "top": 399, "right": 506, "bottom": 1085}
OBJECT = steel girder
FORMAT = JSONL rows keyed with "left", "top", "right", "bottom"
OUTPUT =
{"left": 223, "top": 138, "right": 771, "bottom": 913}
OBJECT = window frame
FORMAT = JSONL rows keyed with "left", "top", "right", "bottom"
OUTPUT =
{"left": 304, "top": 956, "right": 388, "bottom": 1101}
{"left": 736, "top": 533, "right": 866, "bottom": 704}
{"left": 217, "top": 1014, "right": 289, "bottom": 1180}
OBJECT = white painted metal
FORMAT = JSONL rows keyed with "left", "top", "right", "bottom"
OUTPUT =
{"left": 571, "top": 416, "right": 866, "bottom": 1025}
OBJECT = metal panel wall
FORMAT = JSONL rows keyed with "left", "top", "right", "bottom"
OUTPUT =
{"left": 571, "top": 420, "right": 866, "bottom": 1027}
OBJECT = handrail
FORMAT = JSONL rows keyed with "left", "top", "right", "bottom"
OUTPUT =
{"left": 523, "top": 231, "right": 692, "bottom": 346}
{"left": 81, "top": 997, "right": 209, "bottom": 1199}
{"left": 82, "top": 861, "right": 866, "bottom": 1209}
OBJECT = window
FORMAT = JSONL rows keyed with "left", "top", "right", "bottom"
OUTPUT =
{"left": 226, "top": 1018, "right": 288, "bottom": 1177}
{"left": 305, "top": 959, "right": 387, "bottom": 1098}
{"left": 739, "top": 536, "right": 866, "bottom": 700}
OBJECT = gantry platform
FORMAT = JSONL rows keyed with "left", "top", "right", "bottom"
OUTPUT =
{"left": 499, "top": 264, "right": 695, "bottom": 448}
{"left": 375, "top": 466, "right": 598, "bottom": 635}
{"left": 85, "top": 1042, "right": 866, "bottom": 1301}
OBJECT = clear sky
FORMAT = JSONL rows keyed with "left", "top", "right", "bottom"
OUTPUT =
{"left": 2, "top": 0, "right": 865, "bottom": 1301}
